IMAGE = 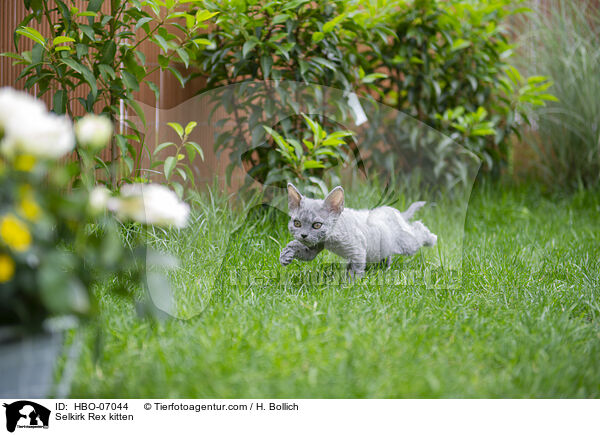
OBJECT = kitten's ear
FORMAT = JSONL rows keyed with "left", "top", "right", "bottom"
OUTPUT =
{"left": 324, "top": 186, "right": 344, "bottom": 214}
{"left": 287, "top": 183, "right": 302, "bottom": 211}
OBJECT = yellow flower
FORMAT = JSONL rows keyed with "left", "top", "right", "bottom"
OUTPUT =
{"left": 0, "top": 253, "right": 15, "bottom": 283}
{"left": 0, "top": 214, "right": 32, "bottom": 252}
{"left": 14, "top": 154, "right": 36, "bottom": 172}
{"left": 18, "top": 197, "right": 41, "bottom": 222}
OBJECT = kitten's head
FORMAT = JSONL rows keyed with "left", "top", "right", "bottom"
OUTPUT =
{"left": 286, "top": 183, "right": 344, "bottom": 247}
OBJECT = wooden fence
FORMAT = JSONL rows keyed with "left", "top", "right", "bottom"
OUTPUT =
{"left": 0, "top": 1, "right": 236, "bottom": 188}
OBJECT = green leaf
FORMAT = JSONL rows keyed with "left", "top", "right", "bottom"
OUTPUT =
{"left": 98, "top": 64, "right": 116, "bottom": 80}
{"left": 79, "top": 25, "right": 95, "bottom": 41}
{"left": 0, "top": 52, "right": 24, "bottom": 61}
{"left": 76, "top": 11, "right": 97, "bottom": 18}
{"left": 195, "top": 10, "right": 219, "bottom": 23}
{"left": 312, "top": 32, "right": 324, "bottom": 43}
{"left": 55, "top": 0, "right": 71, "bottom": 29}
{"left": 147, "top": 81, "right": 160, "bottom": 100}
{"left": 536, "top": 93, "right": 558, "bottom": 102}
{"left": 60, "top": 58, "right": 97, "bottom": 97}
{"left": 52, "top": 35, "right": 75, "bottom": 46}
{"left": 176, "top": 167, "right": 187, "bottom": 181}
{"left": 184, "top": 121, "right": 197, "bottom": 136}
{"left": 153, "top": 34, "right": 170, "bottom": 52}
{"left": 164, "top": 156, "right": 176, "bottom": 180}
{"left": 171, "top": 181, "right": 184, "bottom": 199}
{"left": 136, "top": 17, "right": 153, "bottom": 31}
{"left": 128, "top": 99, "right": 146, "bottom": 128}
{"left": 312, "top": 57, "right": 336, "bottom": 70}
{"left": 471, "top": 128, "right": 496, "bottom": 136}
{"left": 526, "top": 75, "right": 549, "bottom": 84}
{"left": 451, "top": 38, "right": 471, "bottom": 51}
{"left": 121, "top": 70, "right": 139, "bottom": 92}
{"left": 321, "top": 137, "right": 345, "bottom": 146}
{"left": 505, "top": 65, "right": 523, "bottom": 84}
{"left": 87, "top": 0, "right": 103, "bottom": 13}
{"left": 100, "top": 40, "right": 116, "bottom": 64}
{"left": 176, "top": 47, "right": 190, "bottom": 68}
{"left": 158, "top": 54, "right": 170, "bottom": 69}
{"left": 327, "top": 131, "right": 354, "bottom": 139}
{"left": 168, "top": 122, "right": 184, "bottom": 139}
{"left": 16, "top": 27, "right": 46, "bottom": 47}
{"left": 281, "top": 0, "right": 310, "bottom": 11}
{"left": 362, "top": 73, "right": 387, "bottom": 84}
{"left": 124, "top": 156, "right": 134, "bottom": 173}
{"left": 287, "top": 138, "right": 304, "bottom": 161}
{"left": 185, "top": 141, "right": 204, "bottom": 161}
{"left": 243, "top": 40, "right": 257, "bottom": 58}
{"left": 322, "top": 13, "right": 346, "bottom": 33}
{"left": 260, "top": 55, "right": 273, "bottom": 79}
{"left": 167, "top": 66, "right": 186, "bottom": 87}
{"left": 53, "top": 89, "right": 67, "bottom": 115}
{"left": 191, "top": 37, "right": 213, "bottom": 46}
{"left": 271, "top": 14, "right": 289, "bottom": 25}
{"left": 303, "top": 160, "right": 325, "bottom": 169}
{"left": 154, "top": 141, "right": 176, "bottom": 154}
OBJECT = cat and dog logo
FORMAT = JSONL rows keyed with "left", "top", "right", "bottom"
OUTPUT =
{"left": 2, "top": 401, "right": 50, "bottom": 433}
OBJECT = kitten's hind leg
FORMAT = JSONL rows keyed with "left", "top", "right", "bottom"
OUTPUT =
{"left": 346, "top": 252, "right": 366, "bottom": 279}
{"left": 376, "top": 256, "right": 392, "bottom": 270}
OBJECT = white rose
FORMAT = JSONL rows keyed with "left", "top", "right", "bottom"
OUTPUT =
{"left": 108, "top": 184, "right": 190, "bottom": 228}
{"left": 75, "top": 114, "right": 113, "bottom": 151}
{"left": 88, "top": 186, "right": 111, "bottom": 214}
{"left": 0, "top": 87, "right": 75, "bottom": 159}
{"left": 0, "top": 87, "right": 46, "bottom": 135}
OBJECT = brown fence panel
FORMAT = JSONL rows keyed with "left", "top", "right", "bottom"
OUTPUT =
{"left": 1, "top": 1, "right": 227, "bottom": 187}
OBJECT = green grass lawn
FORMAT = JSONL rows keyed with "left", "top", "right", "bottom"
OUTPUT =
{"left": 69, "top": 181, "right": 600, "bottom": 398}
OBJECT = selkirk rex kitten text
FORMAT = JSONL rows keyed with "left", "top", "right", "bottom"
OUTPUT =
{"left": 279, "top": 183, "right": 437, "bottom": 277}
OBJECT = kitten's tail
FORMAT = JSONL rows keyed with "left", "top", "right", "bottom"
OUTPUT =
{"left": 402, "top": 201, "right": 426, "bottom": 220}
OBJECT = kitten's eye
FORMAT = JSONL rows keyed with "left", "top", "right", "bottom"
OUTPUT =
{"left": 312, "top": 222, "right": 322, "bottom": 229}
{"left": 294, "top": 220, "right": 302, "bottom": 228}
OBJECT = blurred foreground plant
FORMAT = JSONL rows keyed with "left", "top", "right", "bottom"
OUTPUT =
{"left": 0, "top": 88, "right": 189, "bottom": 334}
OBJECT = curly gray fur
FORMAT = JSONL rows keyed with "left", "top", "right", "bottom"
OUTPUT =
{"left": 280, "top": 183, "right": 437, "bottom": 278}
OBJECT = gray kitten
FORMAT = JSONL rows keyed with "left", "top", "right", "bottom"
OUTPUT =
{"left": 279, "top": 183, "right": 437, "bottom": 277}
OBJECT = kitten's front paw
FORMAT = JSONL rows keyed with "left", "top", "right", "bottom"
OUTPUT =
{"left": 279, "top": 246, "right": 295, "bottom": 266}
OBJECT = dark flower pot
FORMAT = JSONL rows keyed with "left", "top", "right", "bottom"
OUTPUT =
{"left": 0, "top": 319, "right": 80, "bottom": 398}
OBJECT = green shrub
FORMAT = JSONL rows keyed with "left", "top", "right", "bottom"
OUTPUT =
{"left": 195, "top": 0, "right": 369, "bottom": 90}
{"left": 260, "top": 114, "right": 354, "bottom": 196}
{"left": 365, "top": 0, "right": 556, "bottom": 177}
{"left": 152, "top": 121, "right": 205, "bottom": 198}
{"left": 520, "top": 0, "right": 600, "bottom": 189}
{"left": 192, "top": 0, "right": 554, "bottom": 187}
{"left": 192, "top": 0, "right": 373, "bottom": 187}
{"left": 2, "top": 0, "right": 215, "bottom": 188}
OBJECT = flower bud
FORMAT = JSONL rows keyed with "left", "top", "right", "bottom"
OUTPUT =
{"left": 75, "top": 114, "right": 113, "bottom": 151}
{"left": 89, "top": 186, "right": 111, "bottom": 214}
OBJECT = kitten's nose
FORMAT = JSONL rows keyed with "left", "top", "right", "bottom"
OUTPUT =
{"left": 301, "top": 234, "right": 307, "bottom": 238}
